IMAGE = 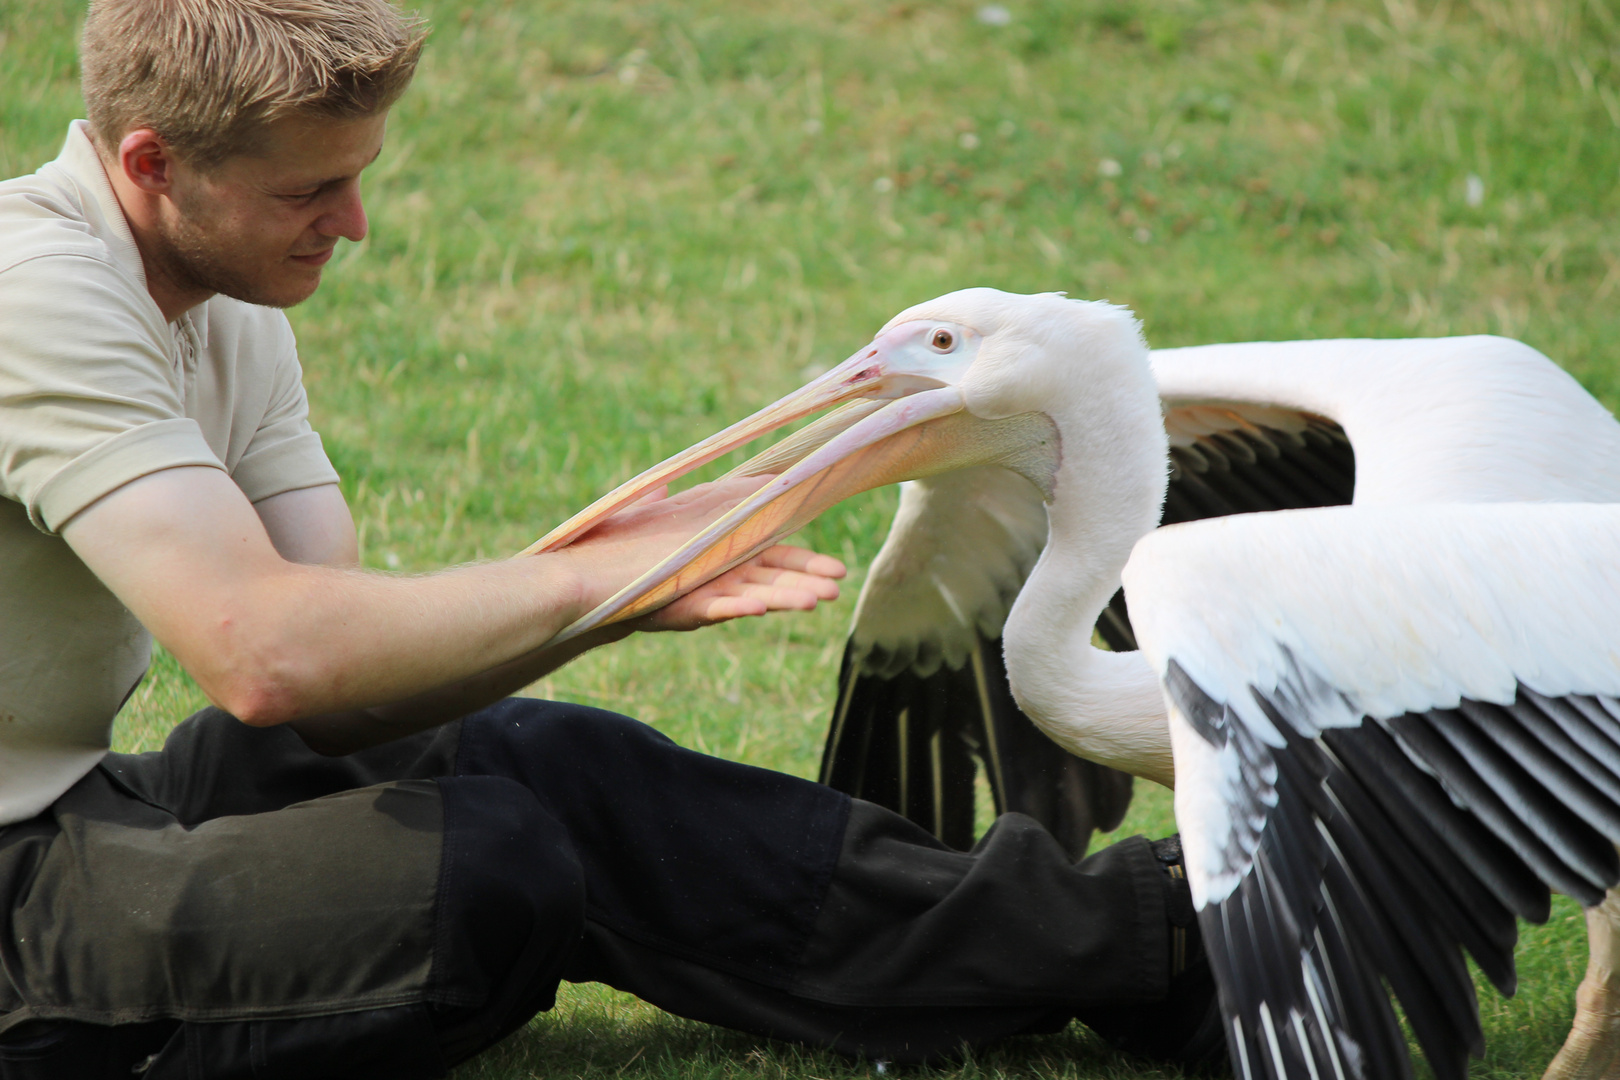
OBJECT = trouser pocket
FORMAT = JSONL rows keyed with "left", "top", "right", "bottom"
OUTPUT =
{"left": 0, "top": 1018, "right": 177, "bottom": 1079}
{"left": 138, "top": 1005, "right": 445, "bottom": 1080}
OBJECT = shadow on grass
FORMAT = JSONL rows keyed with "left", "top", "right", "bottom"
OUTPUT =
{"left": 455, "top": 893, "right": 1590, "bottom": 1080}
{"left": 454, "top": 982, "right": 1191, "bottom": 1080}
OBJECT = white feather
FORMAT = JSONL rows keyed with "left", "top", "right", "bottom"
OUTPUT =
{"left": 848, "top": 466, "right": 1047, "bottom": 678}
{"left": 1125, "top": 502, "right": 1620, "bottom": 905}
{"left": 1151, "top": 336, "right": 1620, "bottom": 504}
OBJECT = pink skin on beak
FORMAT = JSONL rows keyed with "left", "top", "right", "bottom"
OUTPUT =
{"left": 549, "top": 386, "right": 971, "bottom": 642}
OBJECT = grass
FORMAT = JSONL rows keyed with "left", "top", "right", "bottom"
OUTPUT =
{"left": 3, "top": 0, "right": 1618, "bottom": 1075}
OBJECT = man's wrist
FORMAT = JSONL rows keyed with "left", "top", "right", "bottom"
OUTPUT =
{"left": 523, "top": 545, "right": 596, "bottom": 635}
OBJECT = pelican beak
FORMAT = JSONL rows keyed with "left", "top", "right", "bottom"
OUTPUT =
{"left": 517, "top": 335, "right": 954, "bottom": 557}
{"left": 529, "top": 320, "right": 1061, "bottom": 644}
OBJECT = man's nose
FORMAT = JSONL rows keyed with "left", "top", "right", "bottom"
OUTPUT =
{"left": 314, "top": 181, "right": 368, "bottom": 243}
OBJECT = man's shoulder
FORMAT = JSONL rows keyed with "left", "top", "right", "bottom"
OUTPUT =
{"left": 0, "top": 164, "right": 116, "bottom": 278}
{"left": 0, "top": 240, "right": 161, "bottom": 349}
{"left": 0, "top": 163, "right": 166, "bottom": 343}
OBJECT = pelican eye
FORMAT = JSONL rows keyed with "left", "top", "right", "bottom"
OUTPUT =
{"left": 929, "top": 328, "right": 956, "bottom": 351}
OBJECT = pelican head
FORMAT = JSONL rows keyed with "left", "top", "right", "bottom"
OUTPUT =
{"left": 527, "top": 288, "right": 1156, "bottom": 642}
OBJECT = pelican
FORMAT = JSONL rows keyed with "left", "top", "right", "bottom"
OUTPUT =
{"left": 525, "top": 289, "right": 1620, "bottom": 1080}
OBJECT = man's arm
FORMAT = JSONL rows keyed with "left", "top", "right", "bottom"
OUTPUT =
{"left": 249, "top": 482, "right": 604, "bottom": 752}
{"left": 253, "top": 483, "right": 361, "bottom": 567}
{"left": 252, "top": 481, "right": 835, "bottom": 754}
{"left": 63, "top": 466, "right": 842, "bottom": 750}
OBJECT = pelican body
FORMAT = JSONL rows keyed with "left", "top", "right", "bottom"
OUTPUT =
{"left": 527, "top": 289, "right": 1620, "bottom": 1080}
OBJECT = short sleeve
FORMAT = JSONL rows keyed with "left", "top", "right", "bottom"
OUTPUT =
{"left": 0, "top": 253, "right": 224, "bottom": 533}
{"left": 230, "top": 327, "right": 340, "bottom": 502}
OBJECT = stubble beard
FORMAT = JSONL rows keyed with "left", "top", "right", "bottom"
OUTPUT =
{"left": 154, "top": 212, "right": 317, "bottom": 312}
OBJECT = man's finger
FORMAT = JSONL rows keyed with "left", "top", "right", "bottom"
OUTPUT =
{"left": 752, "top": 544, "right": 846, "bottom": 579}
{"left": 704, "top": 579, "right": 823, "bottom": 610}
{"left": 695, "top": 595, "right": 769, "bottom": 622}
{"left": 735, "top": 565, "right": 840, "bottom": 598}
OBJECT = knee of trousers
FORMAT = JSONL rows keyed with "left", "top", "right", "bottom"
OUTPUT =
{"left": 458, "top": 699, "right": 680, "bottom": 807}
{"left": 431, "top": 775, "right": 586, "bottom": 1010}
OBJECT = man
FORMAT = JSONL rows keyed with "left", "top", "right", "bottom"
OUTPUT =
{"left": 0, "top": 0, "right": 1219, "bottom": 1076}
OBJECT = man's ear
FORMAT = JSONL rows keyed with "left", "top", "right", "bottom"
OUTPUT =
{"left": 117, "top": 129, "right": 177, "bottom": 195}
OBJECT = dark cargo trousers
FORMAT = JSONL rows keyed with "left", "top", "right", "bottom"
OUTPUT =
{"left": 0, "top": 698, "right": 1172, "bottom": 1078}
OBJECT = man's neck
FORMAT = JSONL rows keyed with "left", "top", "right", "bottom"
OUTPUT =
{"left": 98, "top": 150, "right": 214, "bottom": 323}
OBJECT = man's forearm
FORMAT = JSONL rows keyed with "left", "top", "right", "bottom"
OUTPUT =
{"left": 184, "top": 552, "right": 600, "bottom": 725}
{"left": 65, "top": 468, "right": 602, "bottom": 724}
{"left": 288, "top": 622, "right": 631, "bottom": 755}
{"left": 66, "top": 467, "right": 840, "bottom": 737}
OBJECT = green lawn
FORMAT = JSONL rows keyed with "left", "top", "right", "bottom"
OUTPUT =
{"left": 3, "top": 0, "right": 1618, "bottom": 1075}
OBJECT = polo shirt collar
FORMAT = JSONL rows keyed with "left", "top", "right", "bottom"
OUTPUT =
{"left": 51, "top": 121, "right": 211, "bottom": 350}
{"left": 55, "top": 121, "right": 146, "bottom": 289}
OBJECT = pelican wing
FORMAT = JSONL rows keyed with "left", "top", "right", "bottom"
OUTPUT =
{"left": 1151, "top": 336, "right": 1620, "bottom": 506}
{"left": 824, "top": 631, "right": 1135, "bottom": 854}
{"left": 1098, "top": 398, "right": 1356, "bottom": 650}
{"left": 1123, "top": 502, "right": 1620, "bottom": 1080}
{"left": 844, "top": 466, "right": 1049, "bottom": 680}
{"left": 1100, "top": 332, "right": 1617, "bottom": 648}
{"left": 1163, "top": 403, "right": 1355, "bottom": 522}
{"left": 822, "top": 466, "right": 1131, "bottom": 855}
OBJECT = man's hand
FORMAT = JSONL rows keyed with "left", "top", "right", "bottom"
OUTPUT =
{"left": 632, "top": 543, "right": 845, "bottom": 631}
{"left": 553, "top": 474, "right": 845, "bottom": 631}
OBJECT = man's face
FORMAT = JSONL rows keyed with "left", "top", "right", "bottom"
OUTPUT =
{"left": 152, "top": 112, "right": 388, "bottom": 309}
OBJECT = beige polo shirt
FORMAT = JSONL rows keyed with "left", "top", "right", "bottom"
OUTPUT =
{"left": 0, "top": 122, "right": 341, "bottom": 825}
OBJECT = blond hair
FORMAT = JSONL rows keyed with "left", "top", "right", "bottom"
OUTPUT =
{"left": 81, "top": 0, "right": 427, "bottom": 168}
